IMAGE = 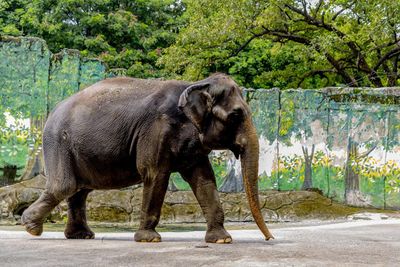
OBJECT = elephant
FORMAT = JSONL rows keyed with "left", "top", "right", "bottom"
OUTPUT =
{"left": 21, "top": 73, "right": 273, "bottom": 243}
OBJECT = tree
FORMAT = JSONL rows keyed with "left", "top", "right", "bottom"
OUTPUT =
{"left": 0, "top": 119, "right": 34, "bottom": 185}
{"left": 279, "top": 90, "right": 329, "bottom": 190}
{"left": 247, "top": 89, "right": 327, "bottom": 191}
{"left": 343, "top": 138, "right": 376, "bottom": 205}
{"left": 161, "top": 0, "right": 400, "bottom": 88}
{"left": 326, "top": 88, "right": 398, "bottom": 206}
{"left": 0, "top": 36, "right": 49, "bottom": 183}
{"left": 0, "top": 0, "right": 185, "bottom": 78}
{"left": 354, "top": 97, "right": 400, "bottom": 208}
{"left": 301, "top": 145, "right": 315, "bottom": 189}
{"left": 0, "top": 1, "right": 185, "bottom": 183}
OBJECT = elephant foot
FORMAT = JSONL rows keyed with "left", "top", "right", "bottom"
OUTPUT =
{"left": 21, "top": 211, "right": 44, "bottom": 236}
{"left": 205, "top": 228, "right": 232, "bottom": 244}
{"left": 134, "top": 229, "right": 161, "bottom": 242}
{"left": 65, "top": 226, "right": 95, "bottom": 239}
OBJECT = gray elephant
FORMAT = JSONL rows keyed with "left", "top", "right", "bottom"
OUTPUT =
{"left": 22, "top": 73, "right": 273, "bottom": 243}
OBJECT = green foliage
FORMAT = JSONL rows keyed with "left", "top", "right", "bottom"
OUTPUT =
{"left": 0, "top": 118, "right": 40, "bottom": 171}
{"left": 169, "top": 153, "right": 228, "bottom": 191}
{"left": 168, "top": 149, "right": 397, "bottom": 206}
{"left": 4, "top": 1, "right": 400, "bottom": 87}
{"left": 0, "top": 125, "right": 28, "bottom": 167}
{"left": 1, "top": 1, "right": 399, "bottom": 209}
{"left": 0, "top": 36, "right": 107, "bottom": 177}
{"left": 0, "top": 37, "right": 49, "bottom": 174}
{"left": 161, "top": 0, "right": 400, "bottom": 88}
{"left": 0, "top": 37, "right": 49, "bottom": 122}
{"left": 0, "top": 0, "right": 185, "bottom": 78}
{"left": 210, "top": 152, "right": 228, "bottom": 186}
{"left": 169, "top": 173, "right": 188, "bottom": 191}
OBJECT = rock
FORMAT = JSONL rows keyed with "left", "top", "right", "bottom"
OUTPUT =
{"left": 162, "top": 191, "right": 204, "bottom": 223}
{"left": 0, "top": 175, "right": 46, "bottom": 223}
{"left": 0, "top": 176, "right": 389, "bottom": 225}
{"left": 86, "top": 189, "right": 133, "bottom": 223}
{"left": 263, "top": 191, "right": 293, "bottom": 210}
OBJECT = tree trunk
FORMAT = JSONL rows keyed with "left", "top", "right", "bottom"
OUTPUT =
{"left": 302, "top": 160, "right": 313, "bottom": 190}
{"left": 219, "top": 154, "right": 243, "bottom": 193}
{"left": 301, "top": 145, "right": 315, "bottom": 190}
{"left": 345, "top": 140, "right": 359, "bottom": 188}
{"left": 20, "top": 150, "right": 44, "bottom": 181}
{"left": 20, "top": 116, "right": 45, "bottom": 181}
{"left": 344, "top": 138, "right": 376, "bottom": 206}
{"left": 2, "top": 165, "right": 17, "bottom": 185}
{"left": 344, "top": 139, "right": 360, "bottom": 205}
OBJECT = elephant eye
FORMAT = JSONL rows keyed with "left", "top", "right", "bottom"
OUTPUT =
{"left": 228, "top": 108, "right": 243, "bottom": 122}
{"left": 213, "top": 93, "right": 224, "bottom": 105}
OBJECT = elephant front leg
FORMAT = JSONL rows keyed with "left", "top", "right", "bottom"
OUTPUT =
{"left": 181, "top": 157, "right": 232, "bottom": 244}
{"left": 134, "top": 172, "right": 170, "bottom": 242}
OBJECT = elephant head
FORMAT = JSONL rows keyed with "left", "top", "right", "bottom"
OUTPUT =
{"left": 178, "top": 73, "right": 274, "bottom": 240}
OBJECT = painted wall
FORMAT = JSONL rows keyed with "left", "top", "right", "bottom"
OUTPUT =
{"left": 0, "top": 37, "right": 107, "bottom": 180}
{"left": 234, "top": 88, "right": 399, "bottom": 209}
{"left": 1, "top": 37, "right": 399, "bottom": 209}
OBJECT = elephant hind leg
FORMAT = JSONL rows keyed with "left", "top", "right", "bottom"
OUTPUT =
{"left": 21, "top": 189, "right": 68, "bottom": 236}
{"left": 22, "top": 157, "right": 78, "bottom": 236}
{"left": 64, "top": 189, "right": 94, "bottom": 239}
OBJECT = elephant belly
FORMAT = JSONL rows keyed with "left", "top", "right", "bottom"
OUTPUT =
{"left": 74, "top": 154, "right": 141, "bottom": 190}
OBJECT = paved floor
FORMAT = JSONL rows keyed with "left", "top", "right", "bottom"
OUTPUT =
{"left": 1, "top": 220, "right": 399, "bottom": 266}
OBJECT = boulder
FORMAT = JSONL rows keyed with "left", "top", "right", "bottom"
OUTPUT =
{"left": 0, "top": 176, "right": 372, "bottom": 225}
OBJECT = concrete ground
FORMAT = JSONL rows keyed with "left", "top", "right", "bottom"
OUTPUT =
{"left": 1, "top": 219, "right": 399, "bottom": 266}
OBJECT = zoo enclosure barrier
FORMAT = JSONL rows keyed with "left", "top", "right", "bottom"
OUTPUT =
{"left": 0, "top": 36, "right": 399, "bottom": 209}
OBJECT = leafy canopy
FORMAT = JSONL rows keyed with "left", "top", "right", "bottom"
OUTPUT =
{"left": 161, "top": 0, "right": 400, "bottom": 88}
{"left": 0, "top": 0, "right": 185, "bottom": 78}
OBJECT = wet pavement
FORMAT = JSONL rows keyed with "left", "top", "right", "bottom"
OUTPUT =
{"left": 1, "top": 219, "right": 399, "bottom": 266}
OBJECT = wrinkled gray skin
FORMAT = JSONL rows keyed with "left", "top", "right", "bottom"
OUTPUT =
{"left": 22, "top": 73, "right": 273, "bottom": 243}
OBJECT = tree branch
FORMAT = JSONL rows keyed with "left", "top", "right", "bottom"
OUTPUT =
{"left": 357, "top": 144, "right": 377, "bottom": 159}
{"left": 310, "top": 144, "right": 315, "bottom": 159}
{"left": 263, "top": 25, "right": 357, "bottom": 85}
{"left": 231, "top": 30, "right": 269, "bottom": 57}
{"left": 313, "top": 0, "right": 323, "bottom": 17}
{"left": 324, "top": 52, "right": 358, "bottom": 85}
{"left": 261, "top": 26, "right": 312, "bottom": 44}
{"left": 283, "top": 2, "right": 382, "bottom": 86}
{"left": 297, "top": 69, "right": 336, "bottom": 87}
{"left": 390, "top": 55, "right": 399, "bottom": 86}
{"left": 302, "top": 145, "right": 308, "bottom": 161}
{"left": 285, "top": 3, "right": 314, "bottom": 22}
{"left": 373, "top": 45, "right": 400, "bottom": 71}
{"left": 233, "top": 12, "right": 360, "bottom": 87}
{"left": 301, "top": 0, "right": 308, "bottom": 15}
{"left": 332, "top": 1, "right": 356, "bottom": 21}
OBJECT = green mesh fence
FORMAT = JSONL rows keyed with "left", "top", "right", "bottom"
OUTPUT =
{"left": 0, "top": 37, "right": 399, "bottom": 209}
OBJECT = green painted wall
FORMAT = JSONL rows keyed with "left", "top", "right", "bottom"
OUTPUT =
{"left": 1, "top": 37, "right": 399, "bottom": 209}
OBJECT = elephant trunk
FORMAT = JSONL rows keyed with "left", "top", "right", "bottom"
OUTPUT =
{"left": 238, "top": 118, "right": 274, "bottom": 240}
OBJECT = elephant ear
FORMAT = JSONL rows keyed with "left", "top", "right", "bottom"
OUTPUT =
{"left": 178, "top": 82, "right": 212, "bottom": 131}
